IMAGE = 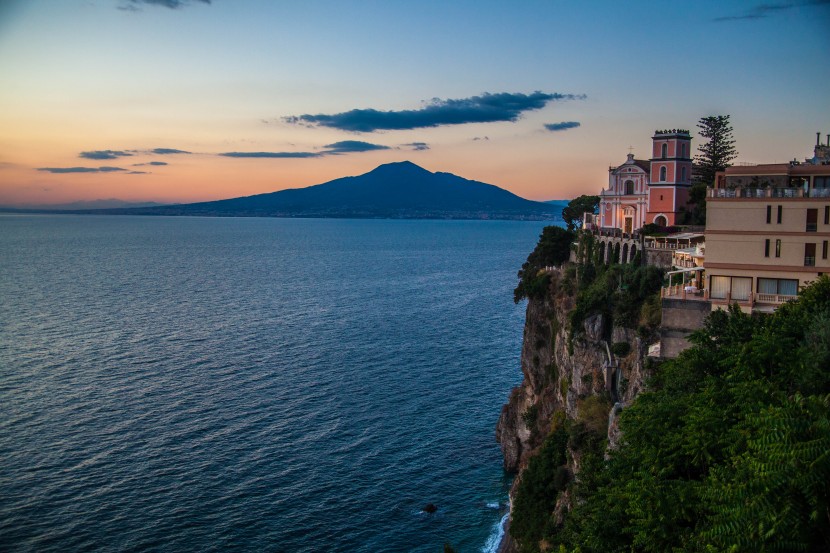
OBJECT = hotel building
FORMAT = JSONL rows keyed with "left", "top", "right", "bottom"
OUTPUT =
{"left": 704, "top": 136, "right": 830, "bottom": 312}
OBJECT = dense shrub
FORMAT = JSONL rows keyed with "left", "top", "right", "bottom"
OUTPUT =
{"left": 550, "top": 276, "right": 830, "bottom": 552}
{"left": 611, "top": 341, "right": 630, "bottom": 357}
{"left": 514, "top": 226, "right": 575, "bottom": 302}
{"left": 510, "top": 425, "right": 569, "bottom": 551}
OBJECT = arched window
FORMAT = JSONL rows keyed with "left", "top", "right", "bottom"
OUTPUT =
{"left": 624, "top": 180, "right": 634, "bottom": 195}
{"left": 655, "top": 215, "right": 667, "bottom": 227}
{"left": 661, "top": 143, "right": 668, "bottom": 159}
{"left": 660, "top": 166, "right": 667, "bottom": 181}
{"left": 680, "top": 143, "right": 686, "bottom": 158}
{"left": 681, "top": 166, "right": 687, "bottom": 182}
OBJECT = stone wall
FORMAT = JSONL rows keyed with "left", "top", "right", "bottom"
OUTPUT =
{"left": 659, "top": 298, "right": 711, "bottom": 358}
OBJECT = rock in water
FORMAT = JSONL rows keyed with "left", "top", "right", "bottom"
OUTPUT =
{"left": 422, "top": 503, "right": 438, "bottom": 514}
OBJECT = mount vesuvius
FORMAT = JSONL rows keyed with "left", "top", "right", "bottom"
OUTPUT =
{"left": 101, "top": 161, "right": 560, "bottom": 220}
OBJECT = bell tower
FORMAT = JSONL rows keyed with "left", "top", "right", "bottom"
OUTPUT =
{"left": 646, "top": 128, "right": 693, "bottom": 226}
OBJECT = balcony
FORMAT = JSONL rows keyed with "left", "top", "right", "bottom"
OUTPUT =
{"left": 807, "top": 222, "right": 817, "bottom": 232}
{"left": 709, "top": 187, "right": 830, "bottom": 199}
{"left": 805, "top": 256, "right": 816, "bottom": 267}
{"left": 756, "top": 293, "right": 798, "bottom": 304}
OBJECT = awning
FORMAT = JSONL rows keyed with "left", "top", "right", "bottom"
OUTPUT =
{"left": 666, "top": 267, "right": 704, "bottom": 277}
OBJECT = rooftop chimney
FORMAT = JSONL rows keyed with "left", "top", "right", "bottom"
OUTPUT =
{"left": 818, "top": 132, "right": 822, "bottom": 146}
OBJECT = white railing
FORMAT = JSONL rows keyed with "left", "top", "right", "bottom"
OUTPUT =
{"left": 709, "top": 187, "right": 830, "bottom": 199}
{"left": 755, "top": 293, "right": 797, "bottom": 304}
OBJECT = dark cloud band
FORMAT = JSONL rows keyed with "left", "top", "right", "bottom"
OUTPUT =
{"left": 152, "top": 148, "right": 191, "bottom": 155}
{"left": 125, "top": 0, "right": 210, "bottom": 9}
{"left": 38, "top": 166, "right": 127, "bottom": 173}
{"left": 220, "top": 141, "right": 390, "bottom": 159}
{"left": 284, "top": 91, "right": 586, "bottom": 132}
{"left": 713, "top": 0, "right": 830, "bottom": 21}
{"left": 544, "top": 121, "right": 581, "bottom": 132}
{"left": 80, "top": 150, "right": 133, "bottom": 160}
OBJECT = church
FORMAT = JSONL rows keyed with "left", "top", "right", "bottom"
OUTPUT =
{"left": 596, "top": 129, "right": 694, "bottom": 232}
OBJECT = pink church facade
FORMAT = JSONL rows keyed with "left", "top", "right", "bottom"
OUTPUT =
{"left": 597, "top": 129, "right": 693, "bottom": 232}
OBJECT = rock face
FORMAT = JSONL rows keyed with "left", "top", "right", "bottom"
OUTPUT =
{"left": 496, "top": 268, "right": 653, "bottom": 548}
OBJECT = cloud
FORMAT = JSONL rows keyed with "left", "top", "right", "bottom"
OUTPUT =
{"left": 404, "top": 142, "right": 430, "bottom": 151}
{"left": 121, "top": 0, "right": 210, "bottom": 10}
{"left": 323, "top": 140, "right": 390, "bottom": 154}
{"left": 79, "top": 150, "right": 133, "bottom": 160}
{"left": 544, "top": 121, "right": 581, "bottom": 132}
{"left": 713, "top": 0, "right": 830, "bottom": 21}
{"left": 37, "top": 166, "right": 127, "bottom": 173}
{"left": 151, "top": 148, "right": 191, "bottom": 154}
{"left": 472, "top": 136, "right": 490, "bottom": 141}
{"left": 133, "top": 161, "right": 169, "bottom": 166}
{"left": 127, "top": 171, "right": 149, "bottom": 174}
{"left": 283, "top": 91, "right": 586, "bottom": 132}
{"left": 220, "top": 140, "right": 391, "bottom": 159}
{"left": 220, "top": 151, "right": 322, "bottom": 158}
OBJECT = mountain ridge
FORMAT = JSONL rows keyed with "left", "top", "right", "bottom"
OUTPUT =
{"left": 58, "top": 161, "right": 560, "bottom": 220}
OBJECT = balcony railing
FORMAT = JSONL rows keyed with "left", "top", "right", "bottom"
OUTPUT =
{"left": 756, "top": 293, "right": 798, "bottom": 304}
{"left": 807, "top": 222, "right": 818, "bottom": 232}
{"left": 805, "top": 256, "right": 816, "bottom": 267}
{"left": 709, "top": 187, "right": 830, "bottom": 199}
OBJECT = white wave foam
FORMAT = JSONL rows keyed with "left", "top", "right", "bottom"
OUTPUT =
{"left": 485, "top": 501, "right": 500, "bottom": 509}
{"left": 481, "top": 511, "right": 509, "bottom": 553}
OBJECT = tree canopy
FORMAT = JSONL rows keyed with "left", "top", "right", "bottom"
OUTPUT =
{"left": 521, "top": 276, "right": 830, "bottom": 552}
{"left": 561, "top": 195, "right": 599, "bottom": 232}
{"left": 694, "top": 115, "right": 737, "bottom": 186}
{"left": 514, "top": 226, "right": 575, "bottom": 303}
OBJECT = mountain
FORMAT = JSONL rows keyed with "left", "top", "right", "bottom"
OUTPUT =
{"left": 99, "top": 161, "right": 559, "bottom": 220}
{"left": 0, "top": 199, "right": 168, "bottom": 211}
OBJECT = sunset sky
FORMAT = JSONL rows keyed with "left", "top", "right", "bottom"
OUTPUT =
{"left": 1, "top": 0, "right": 829, "bottom": 206}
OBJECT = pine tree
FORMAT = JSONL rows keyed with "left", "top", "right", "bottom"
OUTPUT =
{"left": 694, "top": 115, "right": 737, "bottom": 186}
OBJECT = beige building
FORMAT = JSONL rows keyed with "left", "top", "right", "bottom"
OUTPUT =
{"left": 704, "top": 153, "right": 830, "bottom": 312}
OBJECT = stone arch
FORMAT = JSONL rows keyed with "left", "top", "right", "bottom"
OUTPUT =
{"left": 598, "top": 241, "right": 607, "bottom": 264}
{"left": 661, "top": 143, "right": 668, "bottom": 159}
{"left": 622, "top": 243, "right": 629, "bottom": 263}
{"left": 659, "top": 166, "right": 667, "bottom": 181}
{"left": 624, "top": 180, "right": 634, "bottom": 195}
{"left": 612, "top": 242, "right": 621, "bottom": 264}
{"left": 654, "top": 214, "right": 668, "bottom": 227}
{"left": 630, "top": 244, "right": 637, "bottom": 263}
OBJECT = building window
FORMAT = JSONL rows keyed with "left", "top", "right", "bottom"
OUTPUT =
{"left": 807, "top": 209, "right": 818, "bottom": 232}
{"left": 625, "top": 180, "right": 634, "bottom": 195}
{"left": 764, "top": 239, "right": 770, "bottom": 257}
{"left": 680, "top": 143, "right": 686, "bottom": 158}
{"left": 758, "top": 278, "right": 798, "bottom": 297}
{"left": 659, "top": 166, "right": 667, "bottom": 181}
{"left": 777, "top": 205, "right": 782, "bottom": 224}
{"left": 710, "top": 276, "right": 752, "bottom": 301}
{"left": 661, "top": 143, "right": 668, "bottom": 159}
{"left": 775, "top": 239, "right": 781, "bottom": 257}
{"left": 825, "top": 205, "right": 829, "bottom": 225}
{"left": 766, "top": 205, "right": 771, "bottom": 224}
{"left": 824, "top": 240, "right": 828, "bottom": 260}
{"left": 805, "top": 243, "right": 816, "bottom": 267}
{"left": 681, "top": 166, "right": 687, "bottom": 182}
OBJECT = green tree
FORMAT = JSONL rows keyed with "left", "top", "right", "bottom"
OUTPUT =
{"left": 514, "top": 226, "right": 575, "bottom": 302}
{"left": 561, "top": 195, "right": 599, "bottom": 232}
{"left": 546, "top": 276, "right": 830, "bottom": 553}
{"left": 694, "top": 115, "right": 737, "bottom": 186}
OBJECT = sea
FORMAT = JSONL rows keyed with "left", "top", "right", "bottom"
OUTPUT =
{"left": 0, "top": 214, "right": 550, "bottom": 552}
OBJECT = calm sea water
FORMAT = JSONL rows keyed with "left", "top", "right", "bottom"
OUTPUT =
{"left": 0, "top": 214, "right": 548, "bottom": 552}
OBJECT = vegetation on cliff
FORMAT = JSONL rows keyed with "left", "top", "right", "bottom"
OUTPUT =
{"left": 511, "top": 276, "right": 830, "bottom": 553}
{"left": 513, "top": 226, "right": 575, "bottom": 303}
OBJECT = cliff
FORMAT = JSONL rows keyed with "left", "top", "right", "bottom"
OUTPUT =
{"left": 496, "top": 267, "right": 655, "bottom": 551}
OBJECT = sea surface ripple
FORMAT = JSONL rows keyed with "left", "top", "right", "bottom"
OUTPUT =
{"left": 0, "top": 215, "right": 548, "bottom": 552}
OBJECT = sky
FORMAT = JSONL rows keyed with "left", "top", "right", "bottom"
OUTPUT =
{"left": 0, "top": 0, "right": 829, "bottom": 206}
